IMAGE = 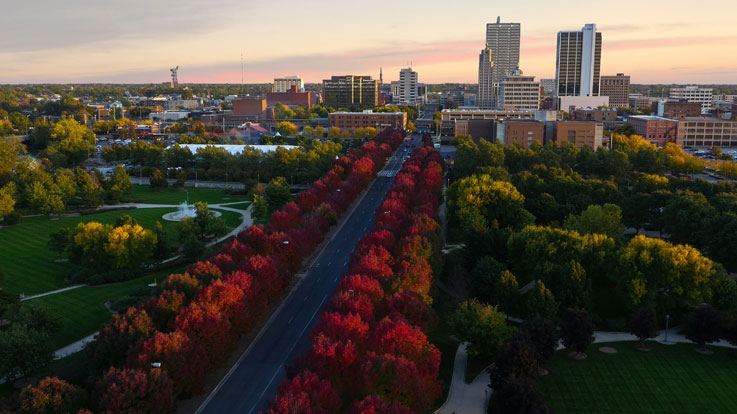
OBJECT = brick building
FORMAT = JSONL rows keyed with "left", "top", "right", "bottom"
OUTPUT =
{"left": 573, "top": 108, "right": 617, "bottom": 122}
{"left": 266, "top": 85, "right": 316, "bottom": 108}
{"left": 454, "top": 119, "right": 497, "bottom": 143}
{"left": 655, "top": 101, "right": 704, "bottom": 120}
{"left": 328, "top": 110, "right": 406, "bottom": 133}
{"left": 502, "top": 120, "right": 544, "bottom": 148}
{"left": 676, "top": 117, "right": 737, "bottom": 148}
{"left": 627, "top": 115, "right": 678, "bottom": 147}
{"left": 233, "top": 98, "right": 266, "bottom": 116}
{"left": 554, "top": 121, "right": 603, "bottom": 149}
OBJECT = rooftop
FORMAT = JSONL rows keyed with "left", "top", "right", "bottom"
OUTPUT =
{"left": 629, "top": 115, "right": 678, "bottom": 121}
{"left": 171, "top": 144, "right": 301, "bottom": 155}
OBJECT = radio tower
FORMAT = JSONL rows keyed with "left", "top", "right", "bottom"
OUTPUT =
{"left": 170, "top": 66, "right": 179, "bottom": 88}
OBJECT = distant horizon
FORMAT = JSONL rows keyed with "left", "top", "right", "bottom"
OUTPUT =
{"left": 2, "top": 0, "right": 735, "bottom": 84}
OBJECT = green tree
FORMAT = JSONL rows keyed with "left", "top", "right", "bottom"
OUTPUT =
{"left": 561, "top": 308, "right": 595, "bottom": 356}
{"left": 149, "top": 169, "right": 168, "bottom": 189}
{"left": 685, "top": 305, "right": 721, "bottom": 350}
{"left": 265, "top": 177, "right": 291, "bottom": 213}
{"left": 564, "top": 203, "right": 625, "bottom": 239}
{"left": 181, "top": 236, "right": 204, "bottom": 261}
{"left": 0, "top": 184, "right": 16, "bottom": 220}
{"left": 75, "top": 168, "right": 102, "bottom": 208}
{"left": 153, "top": 221, "right": 171, "bottom": 260}
{"left": 48, "top": 228, "right": 73, "bottom": 260}
{"left": 451, "top": 299, "right": 516, "bottom": 359}
{"left": 276, "top": 121, "right": 298, "bottom": 137}
{"left": 630, "top": 306, "right": 658, "bottom": 348}
{"left": 109, "top": 165, "right": 132, "bottom": 200}
{"left": 0, "top": 325, "right": 54, "bottom": 381}
{"left": 523, "top": 281, "right": 559, "bottom": 318}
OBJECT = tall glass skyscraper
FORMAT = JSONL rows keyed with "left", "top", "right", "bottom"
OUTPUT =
{"left": 478, "top": 17, "right": 520, "bottom": 108}
{"left": 555, "top": 24, "right": 602, "bottom": 97}
{"left": 485, "top": 16, "right": 521, "bottom": 83}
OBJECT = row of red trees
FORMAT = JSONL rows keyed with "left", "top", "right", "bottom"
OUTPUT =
{"left": 266, "top": 139, "right": 446, "bottom": 414}
{"left": 11, "top": 130, "right": 406, "bottom": 414}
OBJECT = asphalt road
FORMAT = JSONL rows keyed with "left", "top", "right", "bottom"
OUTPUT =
{"left": 196, "top": 136, "right": 420, "bottom": 414}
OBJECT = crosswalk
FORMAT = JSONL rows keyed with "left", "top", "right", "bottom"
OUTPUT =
{"left": 378, "top": 167, "right": 401, "bottom": 177}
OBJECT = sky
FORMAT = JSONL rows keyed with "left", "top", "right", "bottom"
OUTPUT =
{"left": 1, "top": 0, "right": 736, "bottom": 85}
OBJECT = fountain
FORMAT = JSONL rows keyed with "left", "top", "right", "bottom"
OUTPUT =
{"left": 162, "top": 195, "right": 221, "bottom": 222}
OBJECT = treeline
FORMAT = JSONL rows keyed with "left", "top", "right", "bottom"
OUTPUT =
{"left": 267, "top": 141, "right": 446, "bottom": 413}
{"left": 0, "top": 138, "right": 132, "bottom": 223}
{"left": 445, "top": 134, "right": 737, "bottom": 411}
{"left": 102, "top": 138, "right": 344, "bottom": 185}
{"left": 0, "top": 129, "right": 405, "bottom": 413}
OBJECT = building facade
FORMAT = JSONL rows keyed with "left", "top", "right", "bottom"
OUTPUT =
{"left": 273, "top": 76, "right": 304, "bottom": 93}
{"left": 669, "top": 86, "right": 713, "bottom": 113}
{"left": 391, "top": 67, "right": 425, "bottom": 105}
{"left": 676, "top": 117, "right": 737, "bottom": 147}
{"left": 540, "top": 79, "right": 556, "bottom": 95}
{"left": 499, "top": 72, "right": 541, "bottom": 111}
{"left": 266, "top": 85, "right": 315, "bottom": 108}
{"left": 656, "top": 101, "right": 702, "bottom": 120}
{"left": 554, "top": 121, "right": 604, "bottom": 149}
{"left": 233, "top": 98, "right": 267, "bottom": 116}
{"left": 555, "top": 24, "right": 602, "bottom": 97}
{"left": 628, "top": 115, "right": 678, "bottom": 147}
{"left": 599, "top": 74, "right": 630, "bottom": 108}
{"left": 502, "top": 120, "right": 545, "bottom": 148}
{"left": 477, "top": 48, "right": 495, "bottom": 109}
{"left": 323, "top": 75, "right": 379, "bottom": 108}
{"left": 328, "top": 110, "right": 407, "bottom": 133}
{"left": 485, "top": 16, "right": 521, "bottom": 83}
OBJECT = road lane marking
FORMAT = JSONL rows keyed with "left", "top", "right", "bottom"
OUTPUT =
{"left": 248, "top": 366, "right": 283, "bottom": 414}
{"left": 287, "top": 315, "right": 294, "bottom": 325}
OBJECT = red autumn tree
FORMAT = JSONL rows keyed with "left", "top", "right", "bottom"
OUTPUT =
{"left": 295, "top": 190, "right": 320, "bottom": 213}
{"left": 265, "top": 370, "right": 341, "bottom": 414}
{"left": 313, "top": 312, "right": 369, "bottom": 346}
{"left": 93, "top": 367, "right": 174, "bottom": 414}
{"left": 383, "top": 292, "right": 438, "bottom": 332}
{"left": 237, "top": 225, "right": 272, "bottom": 255}
{"left": 126, "top": 331, "right": 209, "bottom": 397}
{"left": 328, "top": 291, "right": 375, "bottom": 324}
{"left": 174, "top": 301, "right": 235, "bottom": 364}
{"left": 238, "top": 254, "right": 285, "bottom": 300}
{"left": 338, "top": 274, "right": 385, "bottom": 304}
{"left": 350, "top": 245, "right": 394, "bottom": 283}
{"left": 221, "top": 239, "right": 253, "bottom": 265}
{"left": 391, "top": 258, "right": 433, "bottom": 304}
{"left": 185, "top": 261, "right": 223, "bottom": 285}
{"left": 223, "top": 271, "right": 266, "bottom": 333}
{"left": 92, "top": 307, "right": 156, "bottom": 371}
{"left": 357, "top": 352, "right": 440, "bottom": 413}
{"left": 304, "top": 332, "right": 359, "bottom": 391}
{"left": 209, "top": 254, "right": 236, "bottom": 275}
{"left": 144, "top": 290, "right": 185, "bottom": 332}
{"left": 349, "top": 395, "right": 412, "bottom": 414}
{"left": 161, "top": 273, "right": 200, "bottom": 301}
{"left": 18, "top": 377, "right": 88, "bottom": 414}
{"left": 270, "top": 202, "right": 303, "bottom": 231}
{"left": 370, "top": 318, "right": 441, "bottom": 375}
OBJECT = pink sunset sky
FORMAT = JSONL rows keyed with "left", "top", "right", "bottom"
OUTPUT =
{"left": 1, "top": 0, "right": 735, "bottom": 84}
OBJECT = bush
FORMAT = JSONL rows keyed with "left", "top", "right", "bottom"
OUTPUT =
{"left": 4, "top": 210, "right": 22, "bottom": 225}
{"left": 561, "top": 308, "right": 595, "bottom": 355}
{"left": 181, "top": 236, "right": 205, "bottom": 261}
{"left": 630, "top": 306, "right": 658, "bottom": 346}
{"left": 685, "top": 304, "right": 721, "bottom": 348}
{"left": 488, "top": 376, "right": 550, "bottom": 414}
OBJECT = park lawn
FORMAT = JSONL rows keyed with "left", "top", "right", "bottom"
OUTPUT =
{"left": 28, "top": 266, "right": 185, "bottom": 350}
{"left": 0, "top": 207, "right": 243, "bottom": 296}
{"left": 538, "top": 341, "right": 737, "bottom": 414}
{"left": 126, "top": 185, "right": 249, "bottom": 205}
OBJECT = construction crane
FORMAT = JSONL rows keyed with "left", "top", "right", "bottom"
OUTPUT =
{"left": 170, "top": 66, "right": 179, "bottom": 88}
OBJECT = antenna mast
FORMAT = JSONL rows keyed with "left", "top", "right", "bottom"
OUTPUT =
{"left": 240, "top": 53, "right": 244, "bottom": 93}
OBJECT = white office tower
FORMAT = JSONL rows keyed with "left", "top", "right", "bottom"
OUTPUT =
{"left": 392, "top": 67, "right": 425, "bottom": 105}
{"left": 477, "top": 48, "right": 495, "bottom": 109}
{"left": 273, "top": 76, "right": 304, "bottom": 93}
{"left": 669, "top": 86, "right": 713, "bottom": 113}
{"left": 556, "top": 24, "right": 602, "bottom": 97}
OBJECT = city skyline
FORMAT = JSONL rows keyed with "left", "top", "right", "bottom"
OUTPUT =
{"left": 1, "top": 0, "right": 736, "bottom": 84}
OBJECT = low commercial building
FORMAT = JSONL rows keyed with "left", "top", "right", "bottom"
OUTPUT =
{"left": 266, "top": 85, "right": 316, "bottom": 108}
{"left": 500, "top": 119, "right": 544, "bottom": 148}
{"left": 556, "top": 95, "right": 609, "bottom": 112}
{"left": 454, "top": 119, "right": 497, "bottom": 143}
{"left": 554, "top": 121, "right": 604, "bottom": 149}
{"left": 233, "top": 98, "right": 267, "bottom": 116}
{"left": 323, "top": 75, "right": 379, "bottom": 108}
{"left": 149, "top": 111, "right": 190, "bottom": 122}
{"left": 599, "top": 74, "right": 630, "bottom": 108}
{"left": 654, "top": 101, "right": 703, "bottom": 120}
{"left": 328, "top": 110, "right": 406, "bottom": 133}
{"left": 669, "top": 86, "right": 712, "bottom": 113}
{"left": 499, "top": 73, "right": 541, "bottom": 111}
{"left": 441, "top": 108, "right": 536, "bottom": 134}
{"left": 573, "top": 108, "right": 617, "bottom": 122}
{"left": 166, "top": 99, "right": 202, "bottom": 110}
{"left": 676, "top": 117, "right": 737, "bottom": 148}
{"left": 627, "top": 115, "right": 678, "bottom": 147}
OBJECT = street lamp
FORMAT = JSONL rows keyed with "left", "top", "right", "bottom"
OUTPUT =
{"left": 664, "top": 314, "right": 670, "bottom": 343}
{"left": 151, "top": 362, "right": 162, "bottom": 368}
{"left": 282, "top": 240, "right": 289, "bottom": 245}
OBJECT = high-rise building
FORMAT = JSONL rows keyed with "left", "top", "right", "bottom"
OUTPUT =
{"left": 555, "top": 24, "right": 602, "bottom": 97}
{"left": 669, "top": 86, "right": 713, "bottom": 113}
{"left": 485, "top": 16, "right": 521, "bottom": 83}
{"left": 600, "top": 73, "right": 630, "bottom": 108}
{"left": 322, "top": 75, "right": 379, "bottom": 108}
{"left": 391, "top": 67, "right": 426, "bottom": 105}
{"left": 499, "top": 69, "right": 541, "bottom": 111}
{"left": 273, "top": 76, "right": 304, "bottom": 93}
{"left": 477, "top": 48, "right": 495, "bottom": 109}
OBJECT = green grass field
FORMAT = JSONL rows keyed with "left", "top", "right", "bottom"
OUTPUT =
{"left": 126, "top": 185, "right": 249, "bottom": 205}
{"left": 0, "top": 207, "right": 243, "bottom": 295}
{"left": 539, "top": 342, "right": 737, "bottom": 414}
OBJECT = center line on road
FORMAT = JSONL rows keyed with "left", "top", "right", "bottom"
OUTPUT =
{"left": 248, "top": 366, "right": 283, "bottom": 414}
{"left": 287, "top": 315, "right": 294, "bottom": 325}
{"left": 303, "top": 296, "right": 308, "bottom": 302}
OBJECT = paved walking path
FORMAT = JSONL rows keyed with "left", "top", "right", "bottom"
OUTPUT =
{"left": 435, "top": 329, "right": 737, "bottom": 414}
{"left": 20, "top": 284, "right": 87, "bottom": 301}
